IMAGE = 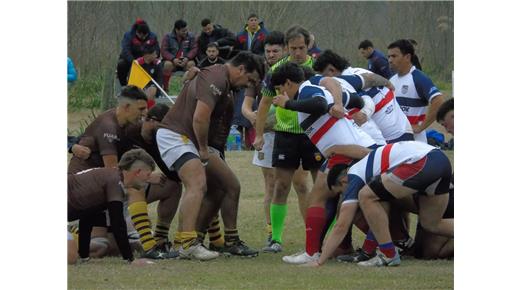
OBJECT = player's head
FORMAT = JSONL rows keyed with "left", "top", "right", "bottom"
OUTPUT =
{"left": 142, "top": 103, "right": 169, "bottom": 140}
{"left": 313, "top": 49, "right": 350, "bottom": 77}
{"left": 142, "top": 44, "right": 157, "bottom": 63}
{"left": 174, "top": 19, "right": 188, "bottom": 38}
{"left": 327, "top": 163, "right": 350, "bottom": 193}
{"left": 358, "top": 40, "right": 374, "bottom": 59}
{"left": 264, "top": 31, "right": 285, "bottom": 66}
{"left": 285, "top": 25, "right": 310, "bottom": 64}
{"left": 201, "top": 18, "right": 214, "bottom": 36}
{"left": 206, "top": 42, "right": 219, "bottom": 60}
{"left": 436, "top": 98, "right": 454, "bottom": 134}
{"left": 117, "top": 86, "right": 148, "bottom": 125}
{"left": 271, "top": 62, "right": 305, "bottom": 98}
{"left": 119, "top": 148, "right": 156, "bottom": 190}
{"left": 387, "top": 39, "right": 415, "bottom": 73}
{"left": 133, "top": 18, "right": 150, "bottom": 40}
{"left": 227, "top": 51, "right": 266, "bottom": 89}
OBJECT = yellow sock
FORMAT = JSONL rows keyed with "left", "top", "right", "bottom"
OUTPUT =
{"left": 208, "top": 216, "right": 224, "bottom": 247}
{"left": 154, "top": 219, "right": 170, "bottom": 245}
{"left": 180, "top": 231, "right": 198, "bottom": 250}
{"left": 173, "top": 231, "right": 182, "bottom": 250}
{"left": 69, "top": 225, "right": 79, "bottom": 247}
{"left": 128, "top": 201, "right": 156, "bottom": 252}
{"left": 266, "top": 224, "right": 272, "bottom": 236}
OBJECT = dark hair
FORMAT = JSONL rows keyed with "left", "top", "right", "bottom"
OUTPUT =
{"left": 248, "top": 13, "right": 258, "bottom": 20}
{"left": 358, "top": 40, "right": 373, "bottom": 50}
{"left": 436, "top": 98, "right": 454, "bottom": 122}
{"left": 207, "top": 42, "right": 219, "bottom": 49}
{"left": 118, "top": 86, "right": 148, "bottom": 101}
{"left": 142, "top": 44, "right": 156, "bottom": 55}
{"left": 327, "top": 164, "right": 350, "bottom": 190}
{"left": 174, "top": 19, "right": 187, "bottom": 30}
{"left": 285, "top": 25, "right": 310, "bottom": 45}
{"left": 201, "top": 18, "right": 211, "bottom": 27}
{"left": 302, "top": 66, "right": 316, "bottom": 80}
{"left": 387, "top": 39, "right": 415, "bottom": 57}
{"left": 408, "top": 39, "right": 418, "bottom": 46}
{"left": 229, "top": 51, "right": 266, "bottom": 80}
{"left": 135, "top": 21, "right": 150, "bottom": 35}
{"left": 313, "top": 49, "right": 350, "bottom": 73}
{"left": 119, "top": 148, "right": 156, "bottom": 171}
{"left": 271, "top": 62, "right": 305, "bottom": 87}
{"left": 147, "top": 103, "right": 169, "bottom": 122}
{"left": 264, "top": 31, "right": 285, "bottom": 47}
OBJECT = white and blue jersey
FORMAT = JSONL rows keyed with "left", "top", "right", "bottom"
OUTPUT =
{"left": 296, "top": 81, "right": 376, "bottom": 154}
{"left": 341, "top": 141, "right": 435, "bottom": 204}
{"left": 390, "top": 66, "right": 442, "bottom": 142}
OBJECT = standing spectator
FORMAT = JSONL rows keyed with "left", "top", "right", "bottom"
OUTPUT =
{"left": 198, "top": 43, "right": 225, "bottom": 68}
{"left": 135, "top": 45, "right": 163, "bottom": 108}
{"left": 235, "top": 13, "right": 269, "bottom": 55}
{"left": 196, "top": 18, "right": 236, "bottom": 62}
{"left": 68, "top": 57, "right": 77, "bottom": 84}
{"left": 358, "top": 39, "right": 393, "bottom": 79}
{"left": 307, "top": 34, "right": 321, "bottom": 60}
{"left": 408, "top": 39, "right": 423, "bottom": 70}
{"left": 116, "top": 18, "right": 160, "bottom": 86}
{"left": 161, "top": 19, "right": 197, "bottom": 93}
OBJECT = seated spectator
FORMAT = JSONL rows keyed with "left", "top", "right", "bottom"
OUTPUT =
{"left": 117, "top": 18, "right": 160, "bottom": 86}
{"left": 307, "top": 34, "right": 321, "bottom": 60}
{"left": 136, "top": 45, "right": 163, "bottom": 108}
{"left": 161, "top": 19, "right": 197, "bottom": 93}
{"left": 68, "top": 57, "right": 77, "bottom": 84}
{"left": 196, "top": 18, "right": 236, "bottom": 62}
{"left": 235, "top": 13, "right": 269, "bottom": 55}
{"left": 198, "top": 43, "right": 225, "bottom": 68}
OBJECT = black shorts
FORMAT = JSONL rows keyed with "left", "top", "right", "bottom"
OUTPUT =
{"left": 272, "top": 131, "right": 324, "bottom": 170}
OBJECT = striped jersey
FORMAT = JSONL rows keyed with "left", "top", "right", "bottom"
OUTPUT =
{"left": 390, "top": 66, "right": 442, "bottom": 125}
{"left": 261, "top": 55, "right": 314, "bottom": 134}
{"left": 342, "top": 141, "right": 435, "bottom": 204}
{"left": 296, "top": 81, "right": 375, "bottom": 154}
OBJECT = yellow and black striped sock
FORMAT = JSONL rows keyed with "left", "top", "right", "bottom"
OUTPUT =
{"left": 266, "top": 224, "right": 272, "bottom": 236}
{"left": 197, "top": 230, "right": 206, "bottom": 242}
{"left": 173, "top": 231, "right": 182, "bottom": 250}
{"left": 180, "top": 231, "right": 198, "bottom": 250}
{"left": 208, "top": 216, "right": 224, "bottom": 248}
{"left": 69, "top": 225, "right": 79, "bottom": 246}
{"left": 154, "top": 219, "right": 170, "bottom": 245}
{"left": 224, "top": 228, "right": 239, "bottom": 246}
{"left": 128, "top": 201, "right": 156, "bottom": 252}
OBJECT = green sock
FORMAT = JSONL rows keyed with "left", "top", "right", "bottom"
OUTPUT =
{"left": 270, "top": 203, "right": 288, "bottom": 244}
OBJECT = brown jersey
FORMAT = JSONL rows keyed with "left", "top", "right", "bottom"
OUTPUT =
{"left": 68, "top": 109, "right": 137, "bottom": 174}
{"left": 159, "top": 64, "right": 234, "bottom": 149}
{"left": 68, "top": 167, "right": 125, "bottom": 211}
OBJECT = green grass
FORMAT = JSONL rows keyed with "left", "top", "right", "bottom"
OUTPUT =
{"left": 68, "top": 76, "right": 104, "bottom": 111}
{"left": 68, "top": 151, "right": 453, "bottom": 290}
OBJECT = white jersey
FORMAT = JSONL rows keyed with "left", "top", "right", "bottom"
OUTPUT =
{"left": 342, "top": 69, "right": 413, "bottom": 142}
{"left": 296, "top": 81, "right": 376, "bottom": 154}
{"left": 390, "top": 66, "right": 442, "bottom": 142}
{"left": 342, "top": 141, "right": 436, "bottom": 204}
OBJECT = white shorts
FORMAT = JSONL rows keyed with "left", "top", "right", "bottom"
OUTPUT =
{"left": 156, "top": 128, "right": 199, "bottom": 169}
{"left": 252, "top": 132, "right": 275, "bottom": 168}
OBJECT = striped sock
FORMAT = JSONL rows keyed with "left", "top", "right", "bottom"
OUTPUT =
{"left": 224, "top": 228, "right": 239, "bottom": 246}
{"left": 128, "top": 201, "right": 156, "bottom": 252}
{"left": 154, "top": 220, "right": 170, "bottom": 245}
{"left": 208, "top": 216, "right": 224, "bottom": 247}
{"left": 173, "top": 231, "right": 182, "bottom": 250}
{"left": 180, "top": 231, "right": 198, "bottom": 250}
{"left": 362, "top": 230, "right": 378, "bottom": 254}
{"left": 379, "top": 242, "right": 397, "bottom": 259}
{"left": 266, "top": 224, "right": 272, "bottom": 236}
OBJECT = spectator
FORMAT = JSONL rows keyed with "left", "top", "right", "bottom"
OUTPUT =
{"left": 235, "top": 13, "right": 269, "bottom": 55}
{"left": 116, "top": 18, "right": 160, "bottom": 86}
{"left": 196, "top": 18, "right": 236, "bottom": 62}
{"left": 307, "top": 34, "right": 322, "bottom": 60}
{"left": 358, "top": 39, "right": 393, "bottom": 79}
{"left": 198, "top": 42, "right": 225, "bottom": 68}
{"left": 135, "top": 44, "right": 163, "bottom": 108}
{"left": 68, "top": 57, "right": 77, "bottom": 84}
{"left": 161, "top": 19, "right": 197, "bottom": 93}
{"left": 408, "top": 39, "right": 423, "bottom": 70}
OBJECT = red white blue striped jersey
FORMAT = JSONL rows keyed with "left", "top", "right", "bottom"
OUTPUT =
{"left": 296, "top": 81, "right": 376, "bottom": 154}
{"left": 342, "top": 141, "right": 435, "bottom": 204}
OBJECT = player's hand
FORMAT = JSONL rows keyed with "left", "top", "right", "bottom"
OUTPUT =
{"left": 272, "top": 92, "right": 289, "bottom": 108}
{"left": 71, "top": 144, "right": 91, "bottom": 160}
{"left": 130, "top": 258, "right": 155, "bottom": 266}
{"left": 253, "top": 135, "right": 264, "bottom": 151}
{"left": 185, "top": 66, "right": 201, "bottom": 82}
{"left": 412, "top": 124, "right": 423, "bottom": 134}
{"left": 173, "top": 58, "right": 183, "bottom": 66}
{"left": 147, "top": 172, "right": 166, "bottom": 185}
{"left": 300, "top": 260, "right": 321, "bottom": 267}
{"left": 329, "top": 103, "right": 345, "bottom": 119}
{"left": 351, "top": 111, "right": 368, "bottom": 126}
{"left": 199, "top": 148, "right": 210, "bottom": 166}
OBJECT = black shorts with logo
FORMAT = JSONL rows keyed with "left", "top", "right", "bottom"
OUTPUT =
{"left": 272, "top": 131, "right": 324, "bottom": 170}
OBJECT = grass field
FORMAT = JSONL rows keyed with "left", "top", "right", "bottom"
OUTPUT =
{"left": 67, "top": 144, "right": 454, "bottom": 289}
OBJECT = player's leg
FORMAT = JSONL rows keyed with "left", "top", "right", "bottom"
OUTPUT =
{"left": 261, "top": 167, "right": 275, "bottom": 244}
{"left": 291, "top": 166, "right": 310, "bottom": 221}
{"left": 146, "top": 179, "right": 182, "bottom": 246}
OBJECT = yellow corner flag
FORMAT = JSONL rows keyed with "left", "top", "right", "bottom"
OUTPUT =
{"left": 127, "top": 61, "right": 152, "bottom": 89}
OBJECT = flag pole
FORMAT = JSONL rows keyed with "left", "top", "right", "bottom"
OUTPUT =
{"left": 149, "top": 77, "right": 176, "bottom": 105}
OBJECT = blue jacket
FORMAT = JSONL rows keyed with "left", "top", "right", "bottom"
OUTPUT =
{"left": 368, "top": 49, "right": 393, "bottom": 79}
{"left": 67, "top": 57, "right": 77, "bottom": 83}
{"left": 119, "top": 26, "right": 160, "bottom": 63}
{"left": 235, "top": 22, "right": 269, "bottom": 55}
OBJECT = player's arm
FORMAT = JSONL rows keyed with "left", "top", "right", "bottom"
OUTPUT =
{"left": 273, "top": 92, "right": 328, "bottom": 115}
{"left": 324, "top": 145, "right": 371, "bottom": 159}
{"left": 360, "top": 73, "right": 394, "bottom": 90}
{"left": 351, "top": 95, "right": 375, "bottom": 126}
{"left": 253, "top": 94, "right": 272, "bottom": 150}
{"left": 193, "top": 100, "right": 213, "bottom": 164}
{"left": 242, "top": 86, "right": 258, "bottom": 126}
{"left": 414, "top": 94, "right": 444, "bottom": 133}
{"left": 106, "top": 200, "right": 134, "bottom": 262}
{"left": 319, "top": 77, "right": 344, "bottom": 118}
